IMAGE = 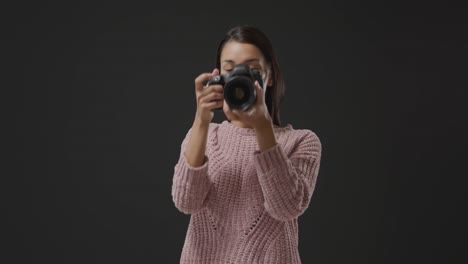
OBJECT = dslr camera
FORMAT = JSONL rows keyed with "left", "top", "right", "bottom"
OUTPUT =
{"left": 205, "top": 63, "right": 264, "bottom": 111}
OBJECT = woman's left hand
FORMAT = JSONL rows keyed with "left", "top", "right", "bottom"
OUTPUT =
{"left": 224, "top": 81, "right": 272, "bottom": 130}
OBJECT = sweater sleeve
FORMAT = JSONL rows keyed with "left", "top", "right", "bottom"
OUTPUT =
{"left": 171, "top": 127, "right": 211, "bottom": 215}
{"left": 253, "top": 130, "right": 322, "bottom": 222}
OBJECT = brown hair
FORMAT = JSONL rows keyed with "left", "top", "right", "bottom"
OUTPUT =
{"left": 215, "top": 25, "right": 286, "bottom": 127}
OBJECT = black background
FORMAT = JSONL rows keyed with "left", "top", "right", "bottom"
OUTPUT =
{"left": 3, "top": 0, "right": 467, "bottom": 263}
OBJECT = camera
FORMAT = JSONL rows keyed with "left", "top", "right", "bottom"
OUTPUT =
{"left": 205, "top": 63, "right": 264, "bottom": 111}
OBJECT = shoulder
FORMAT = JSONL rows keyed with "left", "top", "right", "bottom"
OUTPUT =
{"left": 280, "top": 125, "right": 322, "bottom": 157}
{"left": 206, "top": 122, "right": 221, "bottom": 137}
{"left": 294, "top": 128, "right": 320, "bottom": 144}
{"left": 209, "top": 122, "right": 221, "bottom": 130}
{"left": 180, "top": 122, "right": 221, "bottom": 148}
{"left": 280, "top": 123, "right": 320, "bottom": 144}
{"left": 207, "top": 122, "right": 222, "bottom": 145}
{"left": 184, "top": 122, "right": 220, "bottom": 135}
{"left": 183, "top": 122, "right": 221, "bottom": 143}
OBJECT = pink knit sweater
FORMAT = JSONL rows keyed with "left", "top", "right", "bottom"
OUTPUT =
{"left": 172, "top": 120, "right": 322, "bottom": 264}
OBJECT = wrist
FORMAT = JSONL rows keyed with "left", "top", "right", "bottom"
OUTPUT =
{"left": 253, "top": 117, "right": 273, "bottom": 131}
{"left": 193, "top": 116, "right": 210, "bottom": 129}
{"left": 254, "top": 120, "right": 277, "bottom": 152}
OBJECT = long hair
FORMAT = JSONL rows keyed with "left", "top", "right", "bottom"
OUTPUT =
{"left": 215, "top": 25, "right": 286, "bottom": 127}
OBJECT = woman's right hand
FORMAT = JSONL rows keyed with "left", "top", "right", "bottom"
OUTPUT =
{"left": 194, "top": 68, "right": 224, "bottom": 125}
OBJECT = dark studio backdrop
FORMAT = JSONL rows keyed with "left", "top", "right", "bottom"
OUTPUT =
{"left": 3, "top": 0, "right": 467, "bottom": 263}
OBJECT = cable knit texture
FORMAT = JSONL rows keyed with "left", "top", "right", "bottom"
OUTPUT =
{"left": 172, "top": 120, "right": 322, "bottom": 264}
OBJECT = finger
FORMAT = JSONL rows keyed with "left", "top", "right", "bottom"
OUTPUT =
{"left": 207, "top": 84, "right": 224, "bottom": 93}
{"left": 202, "top": 100, "right": 223, "bottom": 110}
{"left": 202, "top": 68, "right": 219, "bottom": 88}
{"left": 195, "top": 72, "right": 215, "bottom": 92}
{"left": 255, "top": 81, "right": 264, "bottom": 104}
{"left": 199, "top": 91, "right": 224, "bottom": 104}
{"left": 200, "top": 84, "right": 224, "bottom": 98}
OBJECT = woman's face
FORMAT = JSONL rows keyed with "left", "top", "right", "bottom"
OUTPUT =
{"left": 219, "top": 40, "right": 273, "bottom": 89}
{"left": 219, "top": 40, "right": 273, "bottom": 124}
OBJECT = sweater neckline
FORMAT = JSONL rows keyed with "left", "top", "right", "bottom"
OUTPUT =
{"left": 220, "top": 120, "right": 293, "bottom": 136}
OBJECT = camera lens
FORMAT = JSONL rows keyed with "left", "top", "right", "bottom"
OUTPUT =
{"left": 224, "top": 76, "right": 255, "bottom": 109}
{"left": 233, "top": 87, "right": 245, "bottom": 100}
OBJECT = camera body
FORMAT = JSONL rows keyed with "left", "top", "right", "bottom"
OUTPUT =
{"left": 206, "top": 63, "right": 264, "bottom": 111}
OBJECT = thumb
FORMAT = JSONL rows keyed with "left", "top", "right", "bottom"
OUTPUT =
{"left": 212, "top": 68, "right": 219, "bottom": 76}
{"left": 255, "top": 81, "right": 264, "bottom": 104}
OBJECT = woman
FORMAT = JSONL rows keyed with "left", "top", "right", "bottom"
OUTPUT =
{"left": 171, "top": 25, "right": 322, "bottom": 264}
